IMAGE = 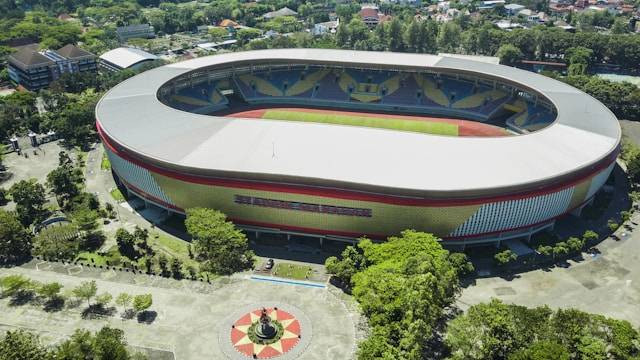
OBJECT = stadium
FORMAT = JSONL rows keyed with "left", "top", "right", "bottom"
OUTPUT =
{"left": 95, "top": 49, "right": 621, "bottom": 245}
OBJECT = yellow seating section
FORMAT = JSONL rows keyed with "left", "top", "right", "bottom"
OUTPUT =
{"left": 503, "top": 99, "right": 526, "bottom": 113}
{"left": 381, "top": 75, "right": 401, "bottom": 95}
{"left": 350, "top": 93, "right": 381, "bottom": 102}
{"left": 452, "top": 89, "right": 508, "bottom": 109}
{"left": 285, "top": 69, "right": 330, "bottom": 96}
{"left": 238, "top": 74, "right": 283, "bottom": 96}
{"left": 415, "top": 75, "right": 449, "bottom": 106}
{"left": 210, "top": 90, "right": 223, "bottom": 104}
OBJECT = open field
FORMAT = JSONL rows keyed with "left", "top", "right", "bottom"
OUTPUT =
{"left": 273, "top": 262, "right": 312, "bottom": 280}
{"left": 227, "top": 107, "right": 510, "bottom": 137}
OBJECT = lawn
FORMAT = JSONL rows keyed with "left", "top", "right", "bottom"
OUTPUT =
{"left": 261, "top": 109, "right": 459, "bottom": 136}
{"left": 273, "top": 262, "right": 312, "bottom": 280}
{"left": 100, "top": 151, "right": 111, "bottom": 170}
{"left": 110, "top": 188, "right": 125, "bottom": 202}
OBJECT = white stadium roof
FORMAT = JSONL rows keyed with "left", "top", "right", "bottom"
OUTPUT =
{"left": 95, "top": 49, "right": 620, "bottom": 197}
{"left": 99, "top": 47, "right": 158, "bottom": 69}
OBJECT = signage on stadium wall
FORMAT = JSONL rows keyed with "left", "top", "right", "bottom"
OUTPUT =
{"left": 234, "top": 195, "right": 373, "bottom": 217}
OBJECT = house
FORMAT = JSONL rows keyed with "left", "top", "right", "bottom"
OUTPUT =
{"left": 219, "top": 19, "right": 240, "bottom": 28}
{"left": 7, "top": 44, "right": 96, "bottom": 91}
{"left": 505, "top": 3, "right": 525, "bottom": 15}
{"left": 359, "top": 5, "right": 391, "bottom": 27}
{"left": 116, "top": 24, "right": 155, "bottom": 42}
{"left": 478, "top": 0, "right": 506, "bottom": 10}
{"left": 313, "top": 19, "right": 339, "bottom": 35}
{"left": 263, "top": 7, "right": 298, "bottom": 19}
{"left": 99, "top": 47, "right": 158, "bottom": 72}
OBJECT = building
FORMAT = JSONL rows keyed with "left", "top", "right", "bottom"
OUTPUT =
{"left": 359, "top": 6, "right": 392, "bottom": 27}
{"left": 96, "top": 49, "right": 620, "bottom": 246}
{"left": 99, "top": 47, "right": 158, "bottom": 72}
{"left": 505, "top": 3, "right": 525, "bottom": 15}
{"left": 116, "top": 24, "right": 155, "bottom": 42}
{"left": 263, "top": 7, "right": 298, "bottom": 19}
{"left": 8, "top": 44, "right": 96, "bottom": 91}
{"left": 312, "top": 20, "right": 339, "bottom": 35}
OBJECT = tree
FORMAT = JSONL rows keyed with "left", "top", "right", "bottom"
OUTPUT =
{"left": 437, "top": 22, "right": 462, "bottom": 53}
{"left": 133, "top": 294, "right": 152, "bottom": 314}
{"left": 185, "top": 208, "right": 254, "bottom": 274}
{"left": 208, "top": 27, "right": 227, "bottom": 42}
{"left": 37, "top": 282, "right": 62, "bottom": 302}
{"left": 115, "top": 228, "right": 137, "bottom": 259}
{"left": 566, "top": 237, "right": 585, "bottom": 253}
{"left": 73, "top": 280, "right": 97, "bottom": 307}
{"left": 620, "top": 210, "right": 632, "bottom": 223}
{"left": 46, "top": 164, "right": 80, "bottom": 207}
{"left": 115, "top": 293, "right": 132, "bottom": 312}
{"left": 607, "top": 219, "right": 619, "bottom": 232}
{"left": 348, "top": 230, "right": 461, "bottom": 359}
{"left": 510, "top": 340, "right": 570, "bottom": 360}
{"left": 0, "top": 210, "right": 32, "bottom": 264}
{"left": 552, "top": 242, "right": 570, "bottom": 258}
{"left": 157, "top": 254, "right": 168, "bottom": 275}
{"left": 496, "top": 44, "right": 523, "bottom": 66}
{"left": 0, "top": 275, "right": 33, "bottom": 297}
{"left": 9, "top": 179, "right": 47, "bottom": 226}
{"left": 582, "top": 230, "right": 598, "bottom": 244}
{"left": 0, "top": 330, "right": 52, "bottom": 360}
{"left": 32, "top": 223, "right": 79, "bottom": 260}
{"left": 325, "top": 245, "right": 365, "bottom": 287}
{"left": 170, "top": 257, "right": 182, "bottom": 278}
{"left": 494, "top": 249, "right": 517, "bottom": 266}
{"left": 537, "top": 245, "right": 553, "bottom": 256}
{"left": 96, "top": 293, "right": 112, "bottom": 307}
{"left": 55, "top": 327, "right": 135, "bottom": 360}
{"left": 236, "top": 28, "right": 261, "bottom": 45}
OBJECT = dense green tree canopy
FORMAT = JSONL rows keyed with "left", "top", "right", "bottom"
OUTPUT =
{"left": 9, "top": 179, "right": 47, "bottom": 226}
{"left": 0, "top": 210, "right": 32, "bottom": 263}
{"left": 446, "top": 299, "right": 640, "bottom": 360}
{"left": 185, "top": 207, "right": 254, "bottom": 274}
{"left": 327, "top": 230, "right": 468, "bottom": 360}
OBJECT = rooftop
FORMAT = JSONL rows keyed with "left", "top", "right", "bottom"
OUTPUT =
{"left": 99, "top": 47, "right": 158, "bottom": 69}
{"left": 96, "top": 49, "right": 620, "bottom": 198}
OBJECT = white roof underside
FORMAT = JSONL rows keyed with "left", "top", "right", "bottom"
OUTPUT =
{"left": 96, "top": 49, "right": 620, "bottom": 196}
{"left": 99, "top": 47, "right": 158, "bottom": 69}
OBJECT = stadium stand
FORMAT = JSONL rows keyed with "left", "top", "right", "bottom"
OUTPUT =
{"left": 286, "top": 69, "right": 330, "bottom": 96}
{"left": 505, "top": 99, "right": 555, "bottom": 133}
{"left": 168, "top": 81, "right": 228, "bottom": 113}
{"left": 314, "top": 71, "right": 349, "bottom": 101}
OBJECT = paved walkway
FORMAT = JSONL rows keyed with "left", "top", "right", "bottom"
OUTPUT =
{"left": 459, "top": 211, "right": 640, "bottom": 325}
{"left": 0, "top": 260, "right": 360, "bottom": 360}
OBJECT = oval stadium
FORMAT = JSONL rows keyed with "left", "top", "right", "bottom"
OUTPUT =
{"left": 95, "top": 49, "right": 621, "bottom": 245}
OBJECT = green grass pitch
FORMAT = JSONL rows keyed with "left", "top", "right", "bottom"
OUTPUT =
{"left": 261, "top": 109, "right": 459, "bottom": 136}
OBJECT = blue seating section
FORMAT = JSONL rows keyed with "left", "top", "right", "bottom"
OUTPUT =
{"left": 383, "top": 76, "right": 420, "bottom": 105}
{"left": 314, "top": 76, "right": 349, "bottom": 101}
{"left": 257, "top": 70, "right": 302, "bottom": 90}
{"left": 346, "top": 69, "right": 390, "bottom": 84}
{"left": 439, "top": 76, "right": 475, "bottom": 102}
{"left": 227, "top": 68, "right": 555, "bottom": 128}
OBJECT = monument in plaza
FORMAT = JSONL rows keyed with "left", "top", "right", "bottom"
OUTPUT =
{"left": 254, "top": 307, "right": 277, "bottom": 340}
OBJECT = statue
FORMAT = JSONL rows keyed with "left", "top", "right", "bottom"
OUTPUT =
{"left": 254, "top": 307, "right": 277, "bottom": 340}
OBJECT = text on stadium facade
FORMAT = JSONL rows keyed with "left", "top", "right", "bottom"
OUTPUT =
{"left": 234, "top": 195, "right": 372, "bottom": 217}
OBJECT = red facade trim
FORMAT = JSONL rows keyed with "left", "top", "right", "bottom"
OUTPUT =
{"left": 97, "top": 120, "right": 617, "bottom": 207}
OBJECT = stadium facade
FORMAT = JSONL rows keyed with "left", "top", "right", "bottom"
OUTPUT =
{"left": 95, "top": 49, "right": 621, "bottom": 245}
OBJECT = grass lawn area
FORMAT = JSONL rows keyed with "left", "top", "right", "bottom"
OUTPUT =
{"left": 273, "top": 262, "right": 312, "bottom": 280}
{"left": 110, "top": 188, "right": 125, "bottom": 202}
{"left": 262, "top": 109, "right": 459, "bottom": 136}
{"left": 101, "top": 151, "right": 111, "bottom": 170}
